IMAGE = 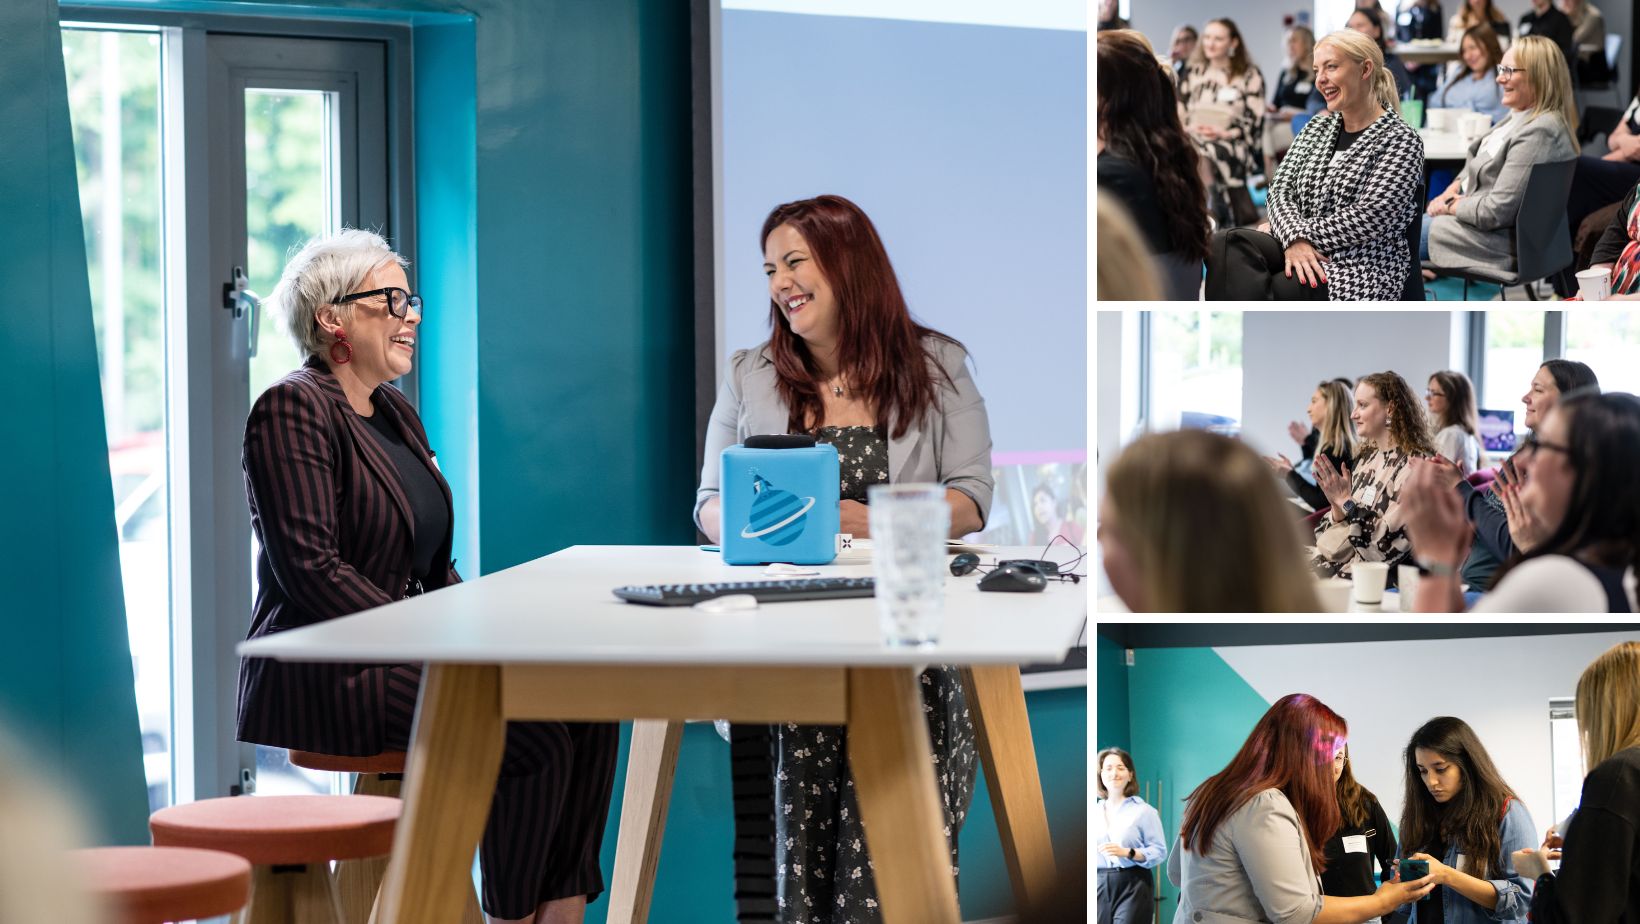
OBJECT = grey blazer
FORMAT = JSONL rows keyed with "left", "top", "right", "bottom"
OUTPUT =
{"left": 1426, "top": 111, "right": 1577, "bottom": 275}
{"left": 1168, "top": 789, "right": 1325, "bottom": 924}
{"left": 693, "top": 336, "right": 994, "bottom": 532}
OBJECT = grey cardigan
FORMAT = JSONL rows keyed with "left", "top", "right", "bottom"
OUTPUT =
{"left": 1168, "top": 789, "right": 1325, "bottom": 924}
{"left": 693, "top": 337, "right": 994, "bottom": 532}
{"left": 1426, "top": 110, "right": 1577, "bottom": 275}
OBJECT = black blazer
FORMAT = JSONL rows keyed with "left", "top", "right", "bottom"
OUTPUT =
{"left": 237, "top": 357, "right": 459, "bottom": 755}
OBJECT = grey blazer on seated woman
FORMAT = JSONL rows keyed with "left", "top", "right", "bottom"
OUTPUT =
{"left": 1168, "top": 789, "right": 1325, "bottom": 924}
{"left": 1426, "top": 111, "right": 1577, "bottom": 275}
{"left": 694, "top": 335, "right": 994, "bottom": 532}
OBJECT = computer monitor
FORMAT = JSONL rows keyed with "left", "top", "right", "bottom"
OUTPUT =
{"left": 1478, "top": 408, "right": 1516, "bottom": 452}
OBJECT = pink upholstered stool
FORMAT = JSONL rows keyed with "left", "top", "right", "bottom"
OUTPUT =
{"left": 150, "top": 795, "right": 398, "bottom": 924}
{"left": 73, "top": 845, "right": 251, "bottom": 924}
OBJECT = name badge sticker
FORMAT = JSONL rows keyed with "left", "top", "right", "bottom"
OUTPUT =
{"left": 1342, "top": 834, "right": 1369, "bottom": 854}
{"left": 1360, "top": 484, "right": 1378, "bottom": 506}
{"left": 1217, "top": 87, "right": 1242, "bottom": 103}
{"left": 1295, "top": 81, "right": 1313, "bottom": 94}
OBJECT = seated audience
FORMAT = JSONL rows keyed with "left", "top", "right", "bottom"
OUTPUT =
{"left": 1168, "top": 694, "right": 1434, "bottom": 923}
{"left": 1429, "top": 26, "right": 1509, "bottom": 124}
{"left": 1208, "top": 30, "right": 1423, "bottom": 300}
{"left": 1348, "top": 7, "right": 1414, "bottom": 99}
{"left": 1448, "top": 0, "right": 1512, "bottom": 43}
{"left": 1404, "top": 389, "right": 1637, "bottom": 612}
{"left": 1562, "top": 88, "right": 1640, "bottom": 287}
{"left": 1513, "top": 640, "right": 1640, "bottom": 922}
{"left": 1178, "top": 18, "right": 1266, "bottom": 227}
{"left": 1097, "top": 30, "right": 1211, "bottom": 300}
{"left": 1264, "top": 26, "right": 1317, "bottom": 181}
{"left": 1100, "top": 429, "right": 1321, "bottom": 612}
{"left": 1398, "top": 0, "right": 1447, "bottom": 42}
{"left": 1561, "top": 0, "right": 1608, "bottom": 82}
{"left": 1423, "top": 36, "right": 1579, "bottom": 273}
{"left": 1264, "top": 378, "right": 1357, "bottom": 511}
{"left": 1578, "top": 178, "right": 1640, "bottom": 297}
{"left": 1518, "top": 0, "right": 1576, "bottom": 75}
{"left": 1309, "top": 371, "right": 1435, "bottom": 585}
{"left": 1426, "top": 370, "right": 1485, "bottom": 475}
{"left": 1170, "top": 24, "right": 1199, "bottom": 81}
{"left": 1398, "top": 717, "right": 1538, "bottom": 922}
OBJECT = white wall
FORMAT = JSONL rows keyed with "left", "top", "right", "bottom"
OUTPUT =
{"left": 1215, "top": 630, "right": 1638, "bottom": 833}
{"left": 1241, "top": 311, "right": 1467, "bottom": 457}
{"left": 1096, "top": 311, "right": 1130, "bottom": 501}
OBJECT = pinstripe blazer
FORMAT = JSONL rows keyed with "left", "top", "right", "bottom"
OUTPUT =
{"left": 236, "top": 357, "right": 459, "bottom": 755}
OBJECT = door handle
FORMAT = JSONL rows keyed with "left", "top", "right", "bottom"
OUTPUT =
{"left": 222, "top": 265, "right": 261, "bottom": 357}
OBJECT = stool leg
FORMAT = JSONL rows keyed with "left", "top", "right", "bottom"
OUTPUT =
{"left": 287, "top": 863, "right": 346, "bottom": 924}
{"left": 338, "top": 775, "right": 401, "bottom": 924}
{"left": 244, "top": 866, "right": 290, "bottom": 923}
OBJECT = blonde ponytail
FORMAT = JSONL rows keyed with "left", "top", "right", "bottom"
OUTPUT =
{"left": 1372, "top": 64, "right": 1399, "bottom": 111}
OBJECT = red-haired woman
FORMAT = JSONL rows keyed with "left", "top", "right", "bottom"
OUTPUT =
{"left": 1169, "top": 694, "right": 1434, "bottom": 923}
{"left": 694, "top": 194, "right": 994, "bottom": 921}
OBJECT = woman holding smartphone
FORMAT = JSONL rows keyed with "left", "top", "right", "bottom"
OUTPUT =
{"left": 1513, "top": 640, "right": 1640, "bottom": 921}
{"left": 1398, "top": 717, "right": 1537, "bottom": 923}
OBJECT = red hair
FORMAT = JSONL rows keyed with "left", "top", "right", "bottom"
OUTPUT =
{"left": 1179, "top": 694, "right": 1346, "bottom": 873}
{"left": 760, "top": 195, "right": 961, "bottom": 439}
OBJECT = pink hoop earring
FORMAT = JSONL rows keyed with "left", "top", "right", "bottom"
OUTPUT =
{"left": 329, "top": 329, "right": 354, "bottom": 365}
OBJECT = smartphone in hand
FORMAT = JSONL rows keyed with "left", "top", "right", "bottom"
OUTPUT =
{"left": 1399, "top": 858, "right": 1430, "bottom": 880}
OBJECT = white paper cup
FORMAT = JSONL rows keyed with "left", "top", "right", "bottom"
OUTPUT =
{"left": 1353, "top": 562, "right": 1390, "bottom": 605}
{"left": 1427, "top": 108, "right": 1458, "bottom": 132}
{"left": 1398, "top": 564, "right": 1421, "bottom": 611}
{"left": 1459, "top": 112, "right": 1492, "bottom": 142}
{"left": 1577, "top": 267, "right": 1610, "bottom": 301}
{"left": 1316, "top": 578, "right": 1354, "bottom": 613}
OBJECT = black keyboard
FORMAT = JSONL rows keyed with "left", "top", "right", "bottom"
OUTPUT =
{"left": 612, "top": 576, "right": 876, "bottom": 606}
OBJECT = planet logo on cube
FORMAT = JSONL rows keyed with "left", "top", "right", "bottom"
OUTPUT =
{"left": 738, "top": 473, "right": 816, "bottom": 546}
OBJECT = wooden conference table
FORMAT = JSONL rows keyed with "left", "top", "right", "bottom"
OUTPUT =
{"left": 239, "top": 544, "right": 1086, "bottom": 924}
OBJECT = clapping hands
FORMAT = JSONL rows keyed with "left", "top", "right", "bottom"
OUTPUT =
{"left": 1402, "top": 460, "right": 1473, "bottom": 569}
{"left": 1312, "top": 454, "right": 1354, "bottom": 514}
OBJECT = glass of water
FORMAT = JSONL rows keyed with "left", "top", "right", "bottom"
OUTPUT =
{"left": 867, "top": 484, "right": 950, "bottom": 647}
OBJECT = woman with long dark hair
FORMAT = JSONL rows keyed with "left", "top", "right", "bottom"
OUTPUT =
{"left": 1426, "top": 371, "right": 1484, "bottom": 476}
{"left": 1405, "top": 389, "right": 1640, "bottom": 611}
{"left": 1398, "top": 717, "right": 1536, "bottom": 923}
{"left": 1429, "top": 27, "right": 1508, "bottom": 124}
{"left": 694, "top": 194, "right": 993, "bottom": 921}
{"left": 1309, "top": 371, "right": 1436, "bottom": 585}
{"left": 1168, "top": 694, "right": 1432, "bottom": 922}
{"left": 1514, "top": 640, "right": 1640, "bottom": 921}
{"left": 1097, "top": 29, "right": 1211, "bottom": 299}
{"left": 1322, "top": 744, "right": 1398, "bottom": 924}
{"left": 1178, "top": 18, "right": 1267, "bottom": 227}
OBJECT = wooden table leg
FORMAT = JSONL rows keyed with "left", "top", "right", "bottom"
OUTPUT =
{"left": 376, "top": 664, "right": 505, "bottom": 924}
{"left": 606, "top": 719, "right": 684, "bottom": 924}
{"left": 960, "top": 665, "right": 1055, "bottom": 909}
{"left": 847, "top": 667, "right": 961, "bottom": 924}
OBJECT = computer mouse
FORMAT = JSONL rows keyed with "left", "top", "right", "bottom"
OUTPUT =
{"left": 949, "top": 552, "right": 981, "bottom": 577}
{"left": 978, "top": 563, "right": 1048, "bottom": 593}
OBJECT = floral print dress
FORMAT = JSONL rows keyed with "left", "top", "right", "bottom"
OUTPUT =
{"left": 770, "top": 425, "right": 977, "bottom": 923}
{"left": 1308, "top": 444, "right": 1426, "bottom": 584}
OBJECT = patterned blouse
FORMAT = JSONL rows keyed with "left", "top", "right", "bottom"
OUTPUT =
{"left": 1177, "top": 61, "right": 1267, "bottom": 190}
{"left": 1266, "top": 109, "right": 1424, "bottom": 300}
{"left": 1309, "top": 445, "right": 1425, "bottom": 582}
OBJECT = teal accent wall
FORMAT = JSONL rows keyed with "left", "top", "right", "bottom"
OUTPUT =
{"left": 0, "top": 0, "right": 151, "bottom": 844}
{"left": 1126, "top": 647, "right": 1273, "bottom": 919}
{"left": 1096, "top": 634, "right": 1130, "bottom": 752}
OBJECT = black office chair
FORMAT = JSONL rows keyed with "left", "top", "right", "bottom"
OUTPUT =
{"left": 1402, "top": 179, "right": 1426, "bottom": 301}
{"left": 1422, "top": 160, "right": 1576, "bottom": 300}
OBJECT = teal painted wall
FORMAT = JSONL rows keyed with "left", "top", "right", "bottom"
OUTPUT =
{"left": 1095, "top": 634, "right": 1131, "bottom": 752}
{"left": 1125, "top": 647, "right": 1273, "bottom": 920}
{"left": 0, "top": 0, "right": 151, "bottom": 845}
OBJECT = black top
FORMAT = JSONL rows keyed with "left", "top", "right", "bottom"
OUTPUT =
{"left": 1098, "top": 151, "right": 1176, "bottom": 256}
{"left": 1529, "top": 746, "right": 1640, "bottom": 923}
{"left": 1098, "top": 15, "right": 1130, "bottom": 30}
{"left": 1285, "top": 428, "right": 1350, "bottom": 512}
{"left": 1419, "top": 887, "right": 1447, "bottom": 924}
{"left": 1591, "top": 183, "right": 1639, "bottom": 266}
{"left": 1334, "top": 126, "right": 1367, "bottom": 152}
{"left": 1396, "top": 3, "right": 1445, "bottom": 42}
{"left": 1579, "top": 559, "right": 1634, "bottom": 612}
{"left": 1518, "top": 6, "right": 1577, "bottom": 71}
{"left": 360, "top": 405, "right": 449, "bottom": 580}
{"left": 1320, "top": 793, "right": 1398, "bottom": 898}
{"left": 1272, "top": 67, "right": 1315, "bottom": 110}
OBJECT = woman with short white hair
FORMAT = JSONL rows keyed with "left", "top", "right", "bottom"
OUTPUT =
{"left": 237, "top": 229, "right": 619, "bottom": 924}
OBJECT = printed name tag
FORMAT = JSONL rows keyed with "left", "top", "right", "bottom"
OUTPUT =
{"left": 1360, "top": 484, "right": 1378, "bottom": 506}
{"left": 1519, "top": 22, "right": 1533, "bottom": 33}
{"left": 1343, "top": 835, "right": 1369, "bottom": 854}
{"left": 1218, "top": 87, "right": 1242, "bottom": 103}
{"left": 1295, "top": 81, "right": 1313, "bottom": 94}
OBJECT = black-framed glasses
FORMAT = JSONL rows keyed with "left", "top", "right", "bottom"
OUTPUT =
{"left": 336, "top": 286, "right": 423, "bottom": 320}
{"left": 1496, "top": 64, "right": 1523, "bottom": 80}
{"left": 1520, "top": 432, "right": 1575, "bottom": 460}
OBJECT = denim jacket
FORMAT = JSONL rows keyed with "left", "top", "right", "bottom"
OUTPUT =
{"left": 1406, "top": 799, "right": 1537, "bottom": 924}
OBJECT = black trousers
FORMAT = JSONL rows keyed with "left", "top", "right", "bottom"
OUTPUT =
{"left": 1096, "top": 866, "right": 1154, "bottom": 924}
{"left": 372, "top": 664, "right": 620, "bottom": 919}
{"left": 1206, "top": 228, "right": 1331, "bottom": 300}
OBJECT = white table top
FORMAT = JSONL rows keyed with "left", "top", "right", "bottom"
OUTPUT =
{"left": 1421, "top": 128, "right": 1472, "bottom": 162}
{"left": 239, "top": 545, "right": 1088, "bottom": 668}
{"left": 1398, "top": 42, "right": 1463, "bottom": 64}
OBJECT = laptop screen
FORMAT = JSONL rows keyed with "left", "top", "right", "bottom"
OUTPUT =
{"left": 1478, "top": 408, "right": 1517, "bottom": 452}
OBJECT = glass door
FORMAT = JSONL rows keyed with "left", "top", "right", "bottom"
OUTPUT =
{"left": 202, "top": 33, "right": 391, "bottom": 797}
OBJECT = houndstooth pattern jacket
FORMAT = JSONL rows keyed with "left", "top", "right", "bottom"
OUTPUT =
{"left": 1267, "top": 108, "right": 1424, "bottom": 300}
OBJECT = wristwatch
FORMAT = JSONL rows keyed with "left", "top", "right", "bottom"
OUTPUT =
{"left": 1128, "top": 847, "right": 1138, "bottom": 861}
{"left": 1422, "top": 559, "right": 1460, "bottom": 577}
{"left": 1340, "top": 499, "right": 1358, "bottom": 520}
